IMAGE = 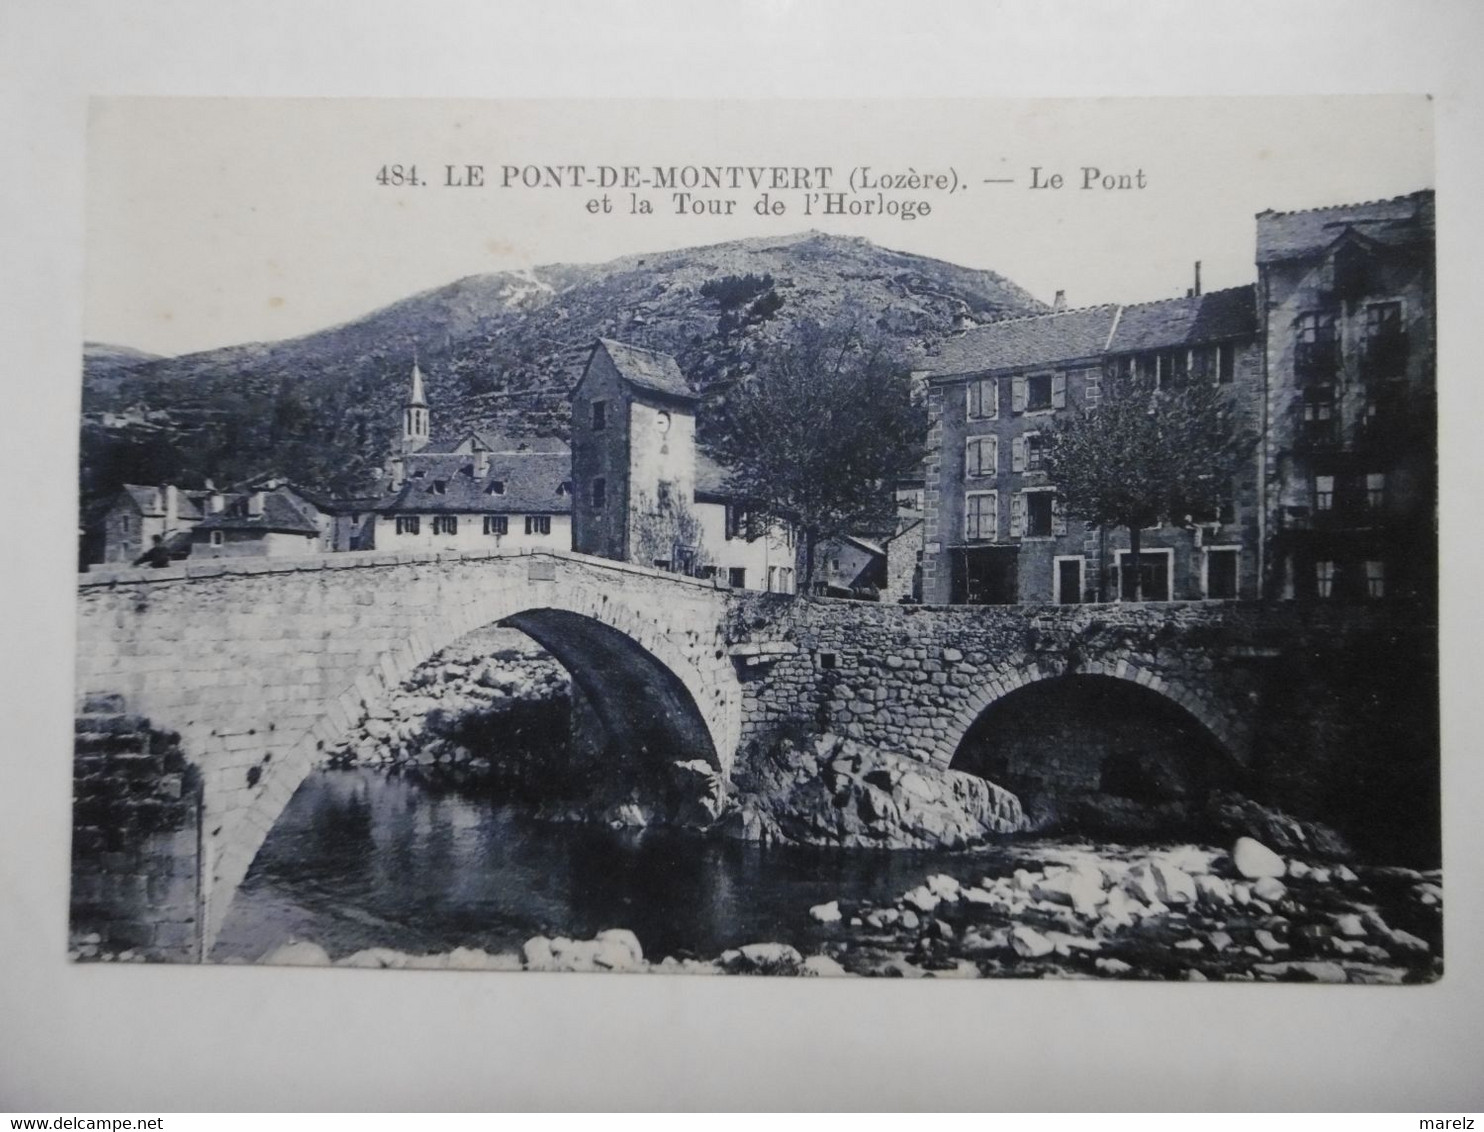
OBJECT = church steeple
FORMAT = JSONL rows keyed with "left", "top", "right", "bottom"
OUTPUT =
{"left": 401, "top": 357, "right": 430, "bottom": 454}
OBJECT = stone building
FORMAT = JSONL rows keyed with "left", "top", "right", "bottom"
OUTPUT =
{"left": 368, "top": 363, "right": 574, "bottom": 553}
{"left": 570, "top": 338, "right": 798, "bottom": 592}
{"left": 99, "top": 484, "right": 205, "bottom": 564}
{"left": 189, "top": 483, "right": 327, "bottom": 559}
{"left": 1257, "top": 190, "right": 1435, "bottom": 603}
{"left": 920, "top": 287, "right": 1262, "bottom": 605}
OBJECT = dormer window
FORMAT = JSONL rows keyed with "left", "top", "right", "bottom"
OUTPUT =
{"left": 557, "top": 481, "right": 572, "bottom": 496}
{"left": 487, "top": 480, "right": 505, "bottom": 495}
{"left": 432, "top": 480, "right": 447, "bottom": 495}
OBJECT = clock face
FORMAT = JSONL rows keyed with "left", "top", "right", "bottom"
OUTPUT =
{"left": 657, "top": 411, "right": 671, "bottom": 434}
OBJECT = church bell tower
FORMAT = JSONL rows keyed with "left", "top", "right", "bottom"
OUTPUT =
{"left": 401, "top": 358, "right": 430, "bottom": 454}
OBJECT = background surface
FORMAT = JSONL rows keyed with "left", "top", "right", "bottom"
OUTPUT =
{"left": 2, "top": 0, "right": 1482, "bottom": 1111}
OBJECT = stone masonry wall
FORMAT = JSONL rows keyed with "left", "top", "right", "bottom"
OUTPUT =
{"left": 71, "top": 693, "right": 201, "bottom": 961}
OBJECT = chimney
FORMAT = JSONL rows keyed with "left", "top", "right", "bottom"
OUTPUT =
{"left": 1052, "top": 290, "right": 1067, "bottom": 312}
{"left": 1193, "top": 261, "right": 1202, "bottom": 297}
{"left": 248, "top": 491, "right": 266, "bottom": 518}
{"left": 208, "top": 491, "right": 225, "bottom": 514}
{"left": 474, "top": 449, "right": 490, "bottom": 477}
{"left": 163, "top": 484, "right": 179, "bottom": 530}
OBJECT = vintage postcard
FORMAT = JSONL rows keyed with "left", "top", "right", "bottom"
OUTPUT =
{"left": 71, "top": 96, "right": 1439, "bottom": 982}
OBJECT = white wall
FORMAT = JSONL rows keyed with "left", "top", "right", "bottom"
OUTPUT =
{"left": 695, "top": 500, "right": 797, "bottom": 592}
{"left": 369, "top": 512, "right": 572, "bottom": 553}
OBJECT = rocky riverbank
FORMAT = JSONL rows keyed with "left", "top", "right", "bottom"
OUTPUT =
{"left": 324, "top": 626, "right": 583, "bottom": 786}
{"left": 246, "top": 833, "right": 1439, "bottom": 982}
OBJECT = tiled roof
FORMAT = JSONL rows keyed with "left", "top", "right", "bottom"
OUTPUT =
{"left": 379, "top": 451, "right": 573, "bottom": 515}
{"left": 694, "top": 451, "right": 732, "bottom": 498}
{"left": 926, "top": 306, "right": 1120, "bottom": 377}
{"left": 1255, "top": 190, "right": 1434, "bottom": 265}
{"left": 596, "top": 338, "right": 696, "bottom": 401}
{"left": 1106, "top": 286, "right": 1258, "bottom": 353}
{"left": 120, "top": 485, "right": 204, "bottom": 522}
{"left": 195, "top": 488, "right": 322, "bottom": 535}
{"left": 418, "top": 432, "right": 570, "bottom": 456}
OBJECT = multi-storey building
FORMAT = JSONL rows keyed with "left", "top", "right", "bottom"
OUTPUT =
{"left": 920, "top": 189, "right": 1434, "bottom": 607}
{"left": 920, "top": 287, "right": 1262, "bottom": 605}
{"left": 570, "top": 338, "right": 799, "bottom": 592}
{"left": 1257, "top": 191, "right": 1435, "bottom": 603}
{"left": 369, "top": 364, "right": 575, "bottom": 553}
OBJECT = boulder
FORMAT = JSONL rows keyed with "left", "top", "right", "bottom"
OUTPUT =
{"left": 801, "top": 954, "right": 849, "bottom": 978}
{"left": 261, "top": 940, "right": 332, "bottom": 967}
{"left": 1195, "top": 874, "right": 1234, "bottom": 907}
{"left": 522, "top": 935, "right": 555, "bottom": 970}
{"left": 723, "top": 942, "right": 804, "bottom": 975}
{"left": 809, "top": 900, "right": 843, "bottom": 924}
{"left": 336, "top": 947, "right": 410, "bottom": 969}
{"left": 1033, "top": 865, "right": 1106, "bottom": 917}
{"left": 1011, "top": 926, "right": 1055, "bottom": 959}
{"left": 593, "top": 929, "right": 645, "bottom": 971}
{"left": 1252, "top": 876, "right": 1288, "bottom": 903}
{"left": 902, "top": 885, "right": 940, "bottom": 914}
{"left": 1095, "top": 957, "right": 1133, "bottom": 976}
{"left": 1232, "top": 837, "right": 1287, "bottom": 879}
{"left": 1207, "top": 792, "right": 1354, "bottom": 860}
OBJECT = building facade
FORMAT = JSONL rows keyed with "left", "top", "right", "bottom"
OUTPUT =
{"left": 921, "top": 288, "right": 1262, "bottom": 605}
{"left": 570, "top": 339, "right": 798, "bottom": 592}
{"left": 100, "top": 484, "right": 205, "bottom": 564}
{"left": 368, "top": 365, "right": 575, "bottom": 553}
{"left": 1257, "top": 191, "right": 1436, "bottom": 604}
{"left": 920, "top": 190, "right": 1434, "bottom": 608}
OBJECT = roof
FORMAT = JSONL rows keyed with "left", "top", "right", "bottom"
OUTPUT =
{"left": 378, "top": 451, "right": 572, "bottom": 515}
{"left": 119, "top": 485, "right": 204, "bottom": 522}
{"left": 694, "top": 451, "right": 732, "bottom": 499}
{"left": 1255, "top": 190, "right": 1434, "bottom": 265}
{"left": 1105, "top": 285, "right": 1258, "bottom": 353}
{"left": 926, "top": 305, "right": 1120, "bottom": 377}
{"left": 417, "top": 432, "right": 570, "bottom": 456}
{"left": 195, "top": 488, "right": 323, "bottom": 535}
{"left": 406, "top": 361, "right": 428, "bottom": 407}
{"left": 593, "top": 338, "right": 697, "bottom": 402}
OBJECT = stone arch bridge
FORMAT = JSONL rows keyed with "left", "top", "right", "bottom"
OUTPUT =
{"left": 73, "top": 547, "right": 1404, "bottom": 956}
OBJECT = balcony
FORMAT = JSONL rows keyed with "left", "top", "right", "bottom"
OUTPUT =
{"left": 1359, "top": 331, "right": 1410, "bottom": 382}
{"left": 1293, "top": 338, "right": 1341, "bottom": 384}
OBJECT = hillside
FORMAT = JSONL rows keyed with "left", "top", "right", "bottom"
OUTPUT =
{"left": 80, "top": 231, "right": 1044, "bottom": 504}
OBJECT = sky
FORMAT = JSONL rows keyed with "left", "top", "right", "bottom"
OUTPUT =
{"left": 86, "top": 96, "right": 1434, "bottom": 358}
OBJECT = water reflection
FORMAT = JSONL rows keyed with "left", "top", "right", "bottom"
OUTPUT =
{"left": 211, "top": 768, "right": 1019, "bottom": 964}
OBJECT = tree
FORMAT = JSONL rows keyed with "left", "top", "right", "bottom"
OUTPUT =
{"left": 710, "top": 316, "right": 927, "bottom": 591}
{"left": 1042, "top": 369, "right": 1254, "bottom": 602}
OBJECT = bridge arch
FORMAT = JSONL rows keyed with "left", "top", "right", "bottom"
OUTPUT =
{"left": 74, "top": 550, "right": 743, "bottom": 952}
{"left": 927, "top": 652, "right": 1246, "bottom": 776}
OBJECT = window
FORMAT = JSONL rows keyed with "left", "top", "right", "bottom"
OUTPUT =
{"left": 1301, "top": 387, "right": 1337, "bottom": 447}
{"left": 1314, "top": 474, "right": 1335, "bottom": 513}
{"left": 767, "top": 565, "right": 779, "bottom": 592}
{"left": 395, "top": 516, "right": 420, "bottom": 536}
{"left": 657, "top": 480, "right": 672, "bottom": 509}
{"left": 967, "top": 378, "right": 998, "bottom": 420}
{"left": 1361, "top": 301, "right": 1408, "bottom": 381}
{"left": 965, "top": 436, "right": 997, "bottom": 478}
{"left": 1116, "top": 548, "right": 1173, "bottom": 602}
{"left": 1157, "top": 350, "right": 1189, "bottom": 388}
{"left": 526, "top": 515, "right": 551, "bottom": 536}
{"left": 432, "top": 480, "right": 449, "bottom": 495}
{"left": 1206, "top": 548, "right": 1240, "bottom": 599}
{"left": 1366, "top": 473, "right": 1387, "bottom": 511}
{"left": 780, "top": 567, "right": 794, "bottom": 593}
{"left": 432, "top": 515, "right": 457, "bottom": 535}
{"left": 1365, "top": 559, "right": 1386, "bottom": 599}
{"left": 964, "top": 491, "right": 998, "bottom": 541}
{"left": 484, "top": 515, "right": 508, "bottom": 536}
{"left": 1218, "top": 343, "right": 1236, "bottom": 384}
{"left": 1025, "top": 432, "right": 1047, "bottom": 472}
{"left": 592, "top": 478, "right": 606, "bottom": 508}
{"left": 120, "top": 515, "right": 130, "bottom": 534}
{"left": 1025, "top": 373, "right": 1053, "bottom": 411}
{"left": 487, "top": 480, "right": 505, "bottom": 496}
{"left": 591, "top": 400, "right": 607, "bottom": 431}
{"left": 1024, "top": 491, "right": 1054, "bottom": 537}
{"left": 210, "top": 530, "right": 224, "bottom": 547}
{"left": 1315, "top": 559, "right": 1337, "bottom": 599}
{"left": 1295, "top": 311, "right": 1340, "bottom": 381}
{"left": 728, "top": 567, "right": 747, "bottom": 589}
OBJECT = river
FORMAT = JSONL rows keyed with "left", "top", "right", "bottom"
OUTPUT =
{"left": 211, "top": 767, "right": 1021, "bottom": 964}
